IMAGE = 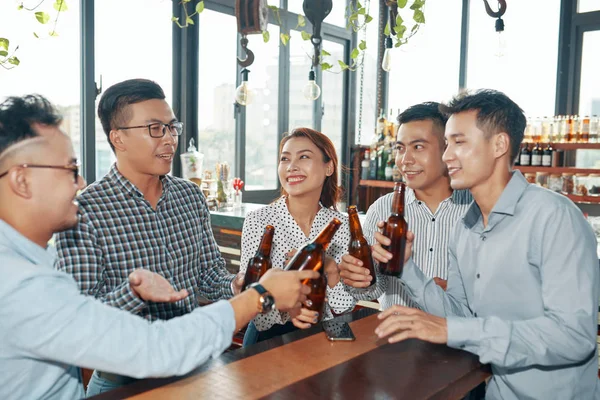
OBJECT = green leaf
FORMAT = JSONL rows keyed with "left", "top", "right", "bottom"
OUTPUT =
{"left": 350, "top": 48, "right": 359, "bottom": 59}
{"left": 394, "top": 24, "right": 406, "bottom": 38}
{"left": 49, "top": 30, "right": 59, "bottom": 37}
{"left": 183, "top": 0, "right": 191, "bottom": 3}
{"left": 357, "top": 1, "right": 363, "bottom": 9}
{"left": 321, "top": 49, "right": 331, "bottom": 56}
{"left": 384, "top": 22, "right": 391, "bottom": 36}
{"left": 413, "top": 9, "right": 425, "bottom": 23}
{"left": 171, "top": 16, "right": 179, "bottom": 22}
{"left": 396, "top": 14, "right": 404, "bottom": 26}
{"left": 35, "top": 12, "right": 50, "bottom": 24}
{"left": 321, "top": 62, "right": 333, "bottom": 71}
{"left": 300, "top": 30, "right": 311, "bottom": 41}
{"left": 411, "top": 24, "right": 419, "bottom": 33}
{"left": 395, "top": 41, "right": 402, "bottom": 48}
{"left": 196, "top": 1, "right": 205, "bottom": 13}
{"left": 280, "top": 33, "right": 289, "bottom": 46}
{"left": 410, "top": 0, "right": 425, "bottom": 10}
{"left": 0, "top": 50, "right": 7, "bottom": 57}
{"left": 53, "top": 0, "right": 68, "bottom": 12}
{"left": 349, "top": 13, "right": 358, "bottom": 22}
{"left": 0, "top": 38, "right": 8, "bottom": 51}
{"left": 262, "top": 30, "right": 270, "bottom": 43}
{"left": 297, "top": 14, "right": 305, "bottom": 27}
{"left": 186, "top": 16, "right": 194, "bottom": 25}
{"left": 358, "top": 40, "right": 367, "bottom": 51}
{"left": 17, "top": 4, "right": 23, "bottom": 10}
{"left": 357, "top": 7, "right": 366, "bottom": 15}
{"left": 365, "top": 14, "right": 373, "bottom": 23}
{"left": 8, "top": 56, "right": 20, "bottom": 66}
{"left": 33, "top": 32, "right": 39, "bottom": 38}
{"left": 397, "top": 0, "right": 408, "bottom": 8}
{"left": 338, "top": 60, "right": 348, "bottom": 70}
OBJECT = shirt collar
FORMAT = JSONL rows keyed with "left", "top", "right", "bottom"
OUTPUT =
{"left": 408, "top": 187, "right": 470, "bottom": 206}
{"left": 0, "top": 219, "right": 55, "bottom": 267}
{"left": 107, "top": 163, "right": 172, "bottom": 197}
{"left": 463, "top": 170, "right": 528, "bottom": 229}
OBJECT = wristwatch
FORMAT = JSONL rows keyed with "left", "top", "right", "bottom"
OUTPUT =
{"left": 248, "top": 283, "right": 275, "bottom": 314}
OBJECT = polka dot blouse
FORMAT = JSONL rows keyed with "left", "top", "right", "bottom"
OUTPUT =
{"left": 240, "top": 196, "right": 357, "bottom": 331}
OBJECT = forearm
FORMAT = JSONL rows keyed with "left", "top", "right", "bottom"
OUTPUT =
{"left": 229, "top": 289, "right": 261, "bottom": 331}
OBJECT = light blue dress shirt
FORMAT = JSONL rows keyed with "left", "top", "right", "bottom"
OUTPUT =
{"left": 0, "top": 220, "right": 235, "bottom": 400}
{"left": 401, "top": 171, "right": 600, "bottom": 399}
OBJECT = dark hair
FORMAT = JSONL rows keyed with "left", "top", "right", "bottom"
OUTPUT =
{"left": 439, "top": 89, "right": 526, "bottom": 165}
{"left": 279, "top": 128, "right": 342, "bottom": 210}
{"left": 397, "top": 101, "right": 448, "bottom": 147}
{"left": 0, "top": 94, "right": 62, "bottom": 157}
{"left": 97, "top": 78, "right": 166, "bottom": 151}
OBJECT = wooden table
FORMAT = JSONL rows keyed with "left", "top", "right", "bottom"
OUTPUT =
{"left": 91, "top": 309, "right": 490, "bottom": 400}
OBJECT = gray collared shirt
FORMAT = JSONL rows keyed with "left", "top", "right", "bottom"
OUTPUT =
{"left": 401, "top": 171, "right": 600, "bottom": 399}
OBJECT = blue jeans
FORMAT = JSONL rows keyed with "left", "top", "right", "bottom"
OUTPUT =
{"left": 86, "top": 370, "right": 136, "bottom": 397}
{"left": 242, "top": 321, "right": 298, "bottom": 347}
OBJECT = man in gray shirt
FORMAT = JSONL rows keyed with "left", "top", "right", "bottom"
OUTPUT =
{"left": 373, "top": 89, "right": 599, "bottom": 399}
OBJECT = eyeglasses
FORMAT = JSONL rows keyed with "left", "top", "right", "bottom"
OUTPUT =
{"left": 0, "top": 163, "right": 80, "bottom": 183}
{"left": 117, "top": 121, "right": 184, "bottom": 138}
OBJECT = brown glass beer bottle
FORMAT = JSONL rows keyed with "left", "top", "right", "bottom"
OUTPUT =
{"left": 379, "top": 182, "right": 408, "bottom": 277}
{"left": 242, "top": 225, "right": 275, "bottom": 290}
{"left": 347, "top": 205, "right": 377, "bottom": 287}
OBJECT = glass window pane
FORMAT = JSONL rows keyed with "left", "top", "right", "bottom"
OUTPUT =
{"left": 95, "top": 0, "right": 172, "bottom": 180}
{"left": 466, "top": 0, "right": 560, "bottom": 116}
{"left": 197, "top": 10, "right": 237, "bottom": 185}
{"left": 0, "top": 2, "right": 81, "bottom": 164}
{"left": 578, "top": 30, "right": 600, "bottom": 117}
{"left": 289, "top": 30, "right": 315, "bottom": 130}
{"left": 355, "top": 0, "right": 379, "bottom": 145}
{"left": 321, "top": 41, "right": 345, "bottom": 184}
{"left": 244, "top": 24, "right": 280, "bottom": 191}
{"left": 387, "top": 2, "right": 461, "bottom": 115}
{"left": 578, "top": 0, "right": 600, "bottom": 13}
{"left": 287, "top": 1, "right": 346, "bottom": 27}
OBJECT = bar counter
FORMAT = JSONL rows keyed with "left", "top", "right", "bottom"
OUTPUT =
{"left": 90, "top": 309, "right": 490, "bottom": 400}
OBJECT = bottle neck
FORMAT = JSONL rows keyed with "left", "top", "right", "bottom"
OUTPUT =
{"left": 391, "top": 183, "right": 406, "bottom": 215}
{"left": 348, "top": 209, "right": 364, "bottom": 239}
{"left": 257, "top": 227, "right": 275, "bottom": 257}
{"left": 312, "top": 218, "right": 342, "bottom": 247}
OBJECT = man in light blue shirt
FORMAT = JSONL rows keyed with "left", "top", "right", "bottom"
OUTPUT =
{"left": 0, "top": 95, "right": 317, "bottom": 399}
{"left": 373, "top": 89, "right": 600, "bottom": 399}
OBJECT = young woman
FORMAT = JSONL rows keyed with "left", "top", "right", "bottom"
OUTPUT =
{"left": 240, "top": 128, "right": 356, "bottom": 345}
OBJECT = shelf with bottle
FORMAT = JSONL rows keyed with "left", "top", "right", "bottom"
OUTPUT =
{"left": 524, "top": 115, "right": 599, "bottom": 144}
{"left": 359, "top": 179, "right": 396, "bottom": 189}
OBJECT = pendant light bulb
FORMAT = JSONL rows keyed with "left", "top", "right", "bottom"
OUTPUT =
{"left": 381, "top": 36, "right": 393, "bottom": 72}
{"left": 234, "top": 68, "right": 255, "bottom": 106}
{"left": 303, "top": 69, "right": 321, "bottom": 101}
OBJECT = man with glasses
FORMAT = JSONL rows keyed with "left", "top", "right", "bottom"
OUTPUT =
{"left": 0, "top": 94, "right": 318, "bottom": 399}
{"left": 54, "top": 79, "right": 246, "bottom": 395}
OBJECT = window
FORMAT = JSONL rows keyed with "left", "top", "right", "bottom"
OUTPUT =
{"left": 287, "top": 1, "right": 347, "bottom": 27}
{"left": 387, "top": 1, "right": 461, "bottom": 115}
{"left": 197, "top": 10, "right": 237, "bottom": 183}
{"left": 466, "top": 0, "right": 560, "bottom": 117}
{"left": 94, "top": 0, "right": 172, "bottom": 180}
{"left": 0, "top": 1, "right": 81, "bottom": 162}
{"left": 244, "top": 24, "right": 280, "bottom": 191}
{"left": 578, "top": 30, "right": 600, "bottom": 117}
{"left": 321, "top": 41, "right": 345, "bottom": 164}
{"left": 355, "top": 0, "right": 379, "bottom": 145}
{"left": 578, "top": 0, "right": 600, "bottom": 13}
{"left": 289, "top": 29, "right": 315, "bottom": 130}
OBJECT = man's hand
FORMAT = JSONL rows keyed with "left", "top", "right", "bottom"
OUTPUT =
{"left": 375, "top": 305, "right": 447, "bottom": 344}
{"left": 339, "top": 254, "right": 373, "bottom": 288}
{"left": 433, "top": 277, "right": 447, "bottom": 291}
{"left": 259, "top": 269, "right": 318, "bottom": 311}
{"left": 232, "top": 272, "right": 245, "bottom": 295}
{"left": 128, "top": 269, "right": 189, "bottom": 303}
{"left": 372, "top": 221, "right": 414, "bottom": 265}
{"left": 290, "top": 307, "right": 320, "bottom": 329}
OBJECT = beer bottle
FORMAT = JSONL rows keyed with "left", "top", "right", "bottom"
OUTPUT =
{"left": 242, "top": 225, "right": 275, "bottom": 290}
{"left": 379, "top": 182, "right": 408, "bottom": 277}
{"left": 347, "top": 206, "right": 377, "bottom": 287}
{"left": 285, "top": 218, "right": 342, "bottom": 321}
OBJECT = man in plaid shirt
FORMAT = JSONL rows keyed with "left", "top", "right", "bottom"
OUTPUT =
{"left": 55, "top": 79, "right": 245, "bottom": 395}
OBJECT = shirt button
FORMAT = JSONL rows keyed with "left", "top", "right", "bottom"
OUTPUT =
{"left": 431, "top": 218, "right": 436, "bottom": 222}
{"left": 476, "top": 273, "right": 480, "bottom": 278}
{"left": 418, "top": 201, "right": 422, "bottom": 205}
{"left": 474, "top": 312, "right": 478, "bottom": 317}
{"left": 481, "top": 235, "right": 486, "bottom": 241}
{"left": 429, "top": 248, "right": 433, "bottom": 252}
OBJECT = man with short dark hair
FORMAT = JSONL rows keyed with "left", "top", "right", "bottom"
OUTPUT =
{"left": 340, "top": 102, "right": 472, "bottom": 309}
{"left": 374, "top": 90, "right": 600, "bottom": 399}
{"left": 54, "top": 79, "right": 246, "bottom": 394}
{"left": 0, "top": 94, "right": 317, "bottom": 399}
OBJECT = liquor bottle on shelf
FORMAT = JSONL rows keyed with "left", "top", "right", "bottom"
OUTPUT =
{"left": 361, "top": 150, "right": 370, "bottom": 180}
{"left": 542, "top": 143, "right": 553, "bottom": 167}
{"left": 581, "top": 116, "right": 590, "bottom": 143}
{"left": 531, "top": 143, "right": 542, "bottom": 167}
{"left": 519, "top": 143, "right": 531, "bottom": 166}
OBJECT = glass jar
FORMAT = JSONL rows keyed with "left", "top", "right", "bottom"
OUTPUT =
{"left": 524, "top": 172, "right": 537, "bottom": 184}
{"left": 561, "top": 173, "right": 574, "bottom": 194}
{"left": 573, "top": 173, "right": 588, "bottom": 196}
{"left": 535, "top": 172, "right": 549, "bottom": 188}
{"left": 587, "top": 173, "right": 600, "bottom": 196}
{"left": 548, "top": 174, "right": 562, "bottom": 192}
